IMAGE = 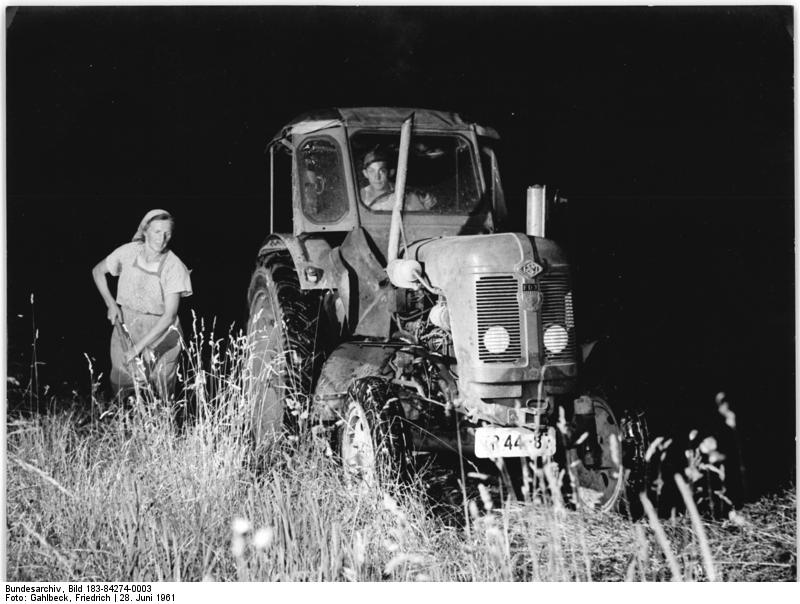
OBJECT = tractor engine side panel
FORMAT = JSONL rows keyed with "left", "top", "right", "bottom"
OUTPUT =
{"left": 409, "top": 233, "right": 578, "bottom": 421}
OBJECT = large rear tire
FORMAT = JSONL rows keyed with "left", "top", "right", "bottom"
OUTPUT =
{"left": 339, "top": 377, "right": 412, "bottom": 489}
{"left": 246, "top": 253, "right": 324, "bottom": 450}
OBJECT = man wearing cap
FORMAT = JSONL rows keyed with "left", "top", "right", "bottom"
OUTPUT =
{"left": 360, "top": 149, "right": 436, "bottom": 211}
{"left": 360, "top": 149, "right": 394, "bottom": 207}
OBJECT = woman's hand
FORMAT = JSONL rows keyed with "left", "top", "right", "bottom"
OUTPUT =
{"left": 123, "top": 348, "right": 139, "bottom": 365}
{"left": 107, "top": 304, "right": 122, "bottom": 325}
{"left": 124, "top": 346, "right": 153, "bottom": 366}
{"left": 93, "top": 260, "right": 121, "bottom": 322}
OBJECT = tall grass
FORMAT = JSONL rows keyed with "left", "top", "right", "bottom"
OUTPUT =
{"left": 5, "top": 324, "right": 796, "bottom": 581}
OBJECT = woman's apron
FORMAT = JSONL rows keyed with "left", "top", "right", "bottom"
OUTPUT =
{"left": 109, "top": 255, "right": 184, "bottom": 401}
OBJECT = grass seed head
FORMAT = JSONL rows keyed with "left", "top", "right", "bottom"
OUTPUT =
{"left": 231, "top": 517, "right": 251, "bottom": 536}
{"left": 253, "top": 527, "right": 274, "bottom": 550}
{"left": 699, "top": 437, "right": 717, "bottom": 455}
{"left": 478, "top": 483, "right": 493, "bottom": 511}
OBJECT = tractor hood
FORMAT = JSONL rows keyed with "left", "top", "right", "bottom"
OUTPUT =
{"left": 406, "top": 233, "right": 574, "bottom": 413}
{"left": 409, "top": 233, "right": 529, "bottom": 282}
{"left": 408, "top": 232, "right": 569, "bottom": 287}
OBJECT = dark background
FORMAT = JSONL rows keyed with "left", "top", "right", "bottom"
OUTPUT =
{"left": 5, "top": 6, "right": 795, "bottom": 497}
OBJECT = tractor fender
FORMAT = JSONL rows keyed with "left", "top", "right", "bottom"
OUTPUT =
{"left": 256, "top": 233, "right": 338, "bottom": 290}
{"left": 256, "top": 230, "right": 391, "bottom": 337}
{"left": 312, "top": 341, "right": 399, "bottom": 421}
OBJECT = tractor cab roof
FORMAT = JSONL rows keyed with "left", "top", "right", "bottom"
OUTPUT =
{"left": 269, "top": 107, "right": 499, "bottom": 147}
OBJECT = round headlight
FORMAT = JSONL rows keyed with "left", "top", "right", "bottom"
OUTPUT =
{"left": 543, "top": 324, "right": 569, "bottom": 354}
{"left": 483, "top": 326, "right": 510, "bottom": 354}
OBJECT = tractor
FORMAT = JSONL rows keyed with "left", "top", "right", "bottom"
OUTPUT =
{"left": 246, "top": 107, "right": 647, "bottom": 511}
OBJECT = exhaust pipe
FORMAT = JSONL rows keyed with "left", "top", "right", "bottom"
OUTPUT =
{"left": 387, "top": 114, "right": 414, "bottom": 263}
{"left": 387, "top": 114, "right": 425, "bottom": 289}
{"left": 526, "top": 184, "right": 546, "bottom": 237}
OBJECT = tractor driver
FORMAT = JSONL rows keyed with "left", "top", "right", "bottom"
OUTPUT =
{"left": 360, "top": 149, "right": 436, "bottom": 212}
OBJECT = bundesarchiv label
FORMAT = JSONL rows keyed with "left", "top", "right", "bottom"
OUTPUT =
{"left": 6, "top": 584, "right": 68, "bottom": 601}
{"left": 5, "top": 584, "right": 172, "bottom": 602}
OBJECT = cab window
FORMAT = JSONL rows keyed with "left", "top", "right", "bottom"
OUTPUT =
{"left": 351, "top": 132, "right": 481, "bottom": 214}
{"left": 297, "top": 137, "right": 348, "bottom": 224}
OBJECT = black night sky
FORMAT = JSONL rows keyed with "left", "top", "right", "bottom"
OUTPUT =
{"left": 5, "top": 6, "right": 795, "bottom": 496}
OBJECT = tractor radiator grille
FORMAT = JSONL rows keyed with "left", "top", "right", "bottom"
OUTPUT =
{"left": 539, "top": 271, "right": 576, "bottom": 364}
{"left": 476, "top": 275, "right": 523, "bottom": 363}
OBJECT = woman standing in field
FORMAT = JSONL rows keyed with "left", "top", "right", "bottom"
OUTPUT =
{"left": 92, "top": 209, "right": 192, "bottom": 401}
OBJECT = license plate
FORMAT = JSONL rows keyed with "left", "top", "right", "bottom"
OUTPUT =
{"left": 474, "top": 426, "right": 557, "bottom": 459}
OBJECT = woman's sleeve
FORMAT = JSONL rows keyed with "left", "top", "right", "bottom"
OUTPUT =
{"left": 162, "top": 257, "right": 193, "bottom": 298}
{"left": 105, "top": 242, "right": 136, "bottom": 276}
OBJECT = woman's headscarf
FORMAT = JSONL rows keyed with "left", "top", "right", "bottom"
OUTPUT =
{"left": 132, "top": 209, "right": 173, "bottom": 242}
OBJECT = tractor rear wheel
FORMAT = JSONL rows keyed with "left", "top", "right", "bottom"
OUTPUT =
{"left": 246, "top": 253, "right": 324, "bottom": 450}
{"left": 567, "top": 396, "right": 625, "bottom": 512}
{"left": 339, "top": 377, "right": 412, "bottom": 489}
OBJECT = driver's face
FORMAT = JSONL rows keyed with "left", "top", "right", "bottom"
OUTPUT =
{"left": 363, "top": 161, "right": 390, "bottom": 191}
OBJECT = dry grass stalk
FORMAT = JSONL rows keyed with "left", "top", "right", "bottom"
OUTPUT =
{"left": 639, "top": 491, "right": 683, "bottom": 580}
{"left": 19, "top": 521, "right": 75, "bottom": 578}
{"left": 8, "top": 454, "right": 77, "bottom": 500}
{"left": 674, "top": 473, "right": 717, "bottom": 581}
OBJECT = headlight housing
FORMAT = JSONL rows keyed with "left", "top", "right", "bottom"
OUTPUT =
{"left": 543, "top": 324, "right": 568, "bottom": 354}
{"left": 483, "top": 325, "right": 510, "bottom": 354}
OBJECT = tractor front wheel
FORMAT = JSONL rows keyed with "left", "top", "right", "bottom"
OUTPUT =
{"left": 567, "top": 396, "right": 626, "bottom": 512}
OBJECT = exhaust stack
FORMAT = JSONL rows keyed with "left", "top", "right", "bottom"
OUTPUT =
{"left": 387, "top": 114, "right": 414, "bottom": 263}
{"left": 526, "top": 184, "right": 546, "bottom": 237}
{"left": 387, "top": 114, "right": 424, "bottom": 290}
